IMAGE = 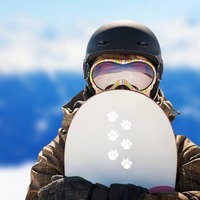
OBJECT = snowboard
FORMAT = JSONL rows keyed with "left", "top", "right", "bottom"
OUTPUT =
{"left": 64, "top": 90, "right": 177, "bottom": 193}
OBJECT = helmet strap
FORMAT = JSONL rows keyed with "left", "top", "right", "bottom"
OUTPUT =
{"left": 83, "top": 61, "right": 90, "bottom": 80}
{"left": 83, "top": 84, "right": 95, "bottom": 100}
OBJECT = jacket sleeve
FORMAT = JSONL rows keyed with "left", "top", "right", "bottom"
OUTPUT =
{"left": 143, "top": 135, "right": 200, "bottom": 200}
{"left": 25, "top": 106, "right": 75, "bottom": 200}
{"left": 25, "top": 130, "right": 67, "bottom": 200}
{"left": 25, "top": 92, "right": 83, "bottom": 200}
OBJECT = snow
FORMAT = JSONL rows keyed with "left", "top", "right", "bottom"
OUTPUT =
{"left": 0, "top": 162, "right": 33, "bottom": 200}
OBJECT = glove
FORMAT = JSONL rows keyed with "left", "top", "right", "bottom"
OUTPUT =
{"left": 109, "top": 183, "right": 149, "bottom": 200}
{"left": 38, "top": 175, "right": 109, "bottom": 200}
{"left": 38, "top": 176, "right": 93, "bottom": 200}
{"left": 91, "top": 183, "right": 109, "bottom": 200}
{"left": 38, "top": 175, "right": 148, "bottom": 200}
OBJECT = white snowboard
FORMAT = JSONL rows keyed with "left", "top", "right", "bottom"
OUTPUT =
{"left": 64, "top": 90, "right": 177, "bottom": 192}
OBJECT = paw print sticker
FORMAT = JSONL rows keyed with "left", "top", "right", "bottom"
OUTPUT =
{"left": 107, "top": 111, "right": 118, "bottom": 122}
{"left": 121, "top": 120, "right": 132, "bottom": 130}
{"left": 121, "top": 158, "right": 132, "bottom": 169}
{"left": 108, "top": 130, "right": 119, "bottom": 141}
{"left": 121, "top": 139, "right": 132, "bottom": 150}
{"left": 108, "top": 150, "right": 119, "bottom": 160}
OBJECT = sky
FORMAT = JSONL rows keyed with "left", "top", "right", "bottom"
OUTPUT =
{"left": 0, "top": 0, "right": 200, "bottom": 74}
{"left": 0, "top": 1, "right": 200, "bottom": 199}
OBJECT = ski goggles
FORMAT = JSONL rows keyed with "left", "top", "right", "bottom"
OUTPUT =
{"left": 89, "top": 58, "right": 157, "bottom": 95}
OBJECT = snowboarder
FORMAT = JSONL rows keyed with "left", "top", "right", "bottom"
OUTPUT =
{"left": 26, "top": 20, "right": 200, "bottom": 200}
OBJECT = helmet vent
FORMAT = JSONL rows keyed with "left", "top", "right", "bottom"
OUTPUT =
{"left": 136, "top": 41, "right": 149, "bottom": 48}
{"left": 97, "top": 40, "right": 110, "bottom": 46}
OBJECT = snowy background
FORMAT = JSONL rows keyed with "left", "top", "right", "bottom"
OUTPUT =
{"left": 0, "top": 1, "right": 200, "bottom": 199}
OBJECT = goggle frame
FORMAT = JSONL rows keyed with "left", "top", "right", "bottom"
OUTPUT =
{"left": 89, "top": 58, "right": 157, "bottom": 96}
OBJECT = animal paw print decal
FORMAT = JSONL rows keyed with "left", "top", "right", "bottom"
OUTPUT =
{"left": 108, "top": 130, "right": 119, "bottom": 141}
{"left": 121, "top": 158, "right": 132, "bottom": 169}
{"left": 107, "top": 111, "right": 118, "bottom": 122}
{"left": 121, "top": 120, "right": 132, "bottom": 130}
{"left": 108, "top": 150, "right": 119, "bottom": 160}
{"left": 107, "top": 110, "right": 133, "bottom": 170}
{"left": 121, "top": 139, "right": 132, "bottom": 150}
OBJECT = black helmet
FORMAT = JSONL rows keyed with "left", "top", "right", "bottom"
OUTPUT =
{"left": 83, "top": 20, "right": 163, "bottom": 98}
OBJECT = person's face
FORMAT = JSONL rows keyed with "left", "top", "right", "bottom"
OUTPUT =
{"left": 89, "top": 54, "right": 157, "bottom": 97}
